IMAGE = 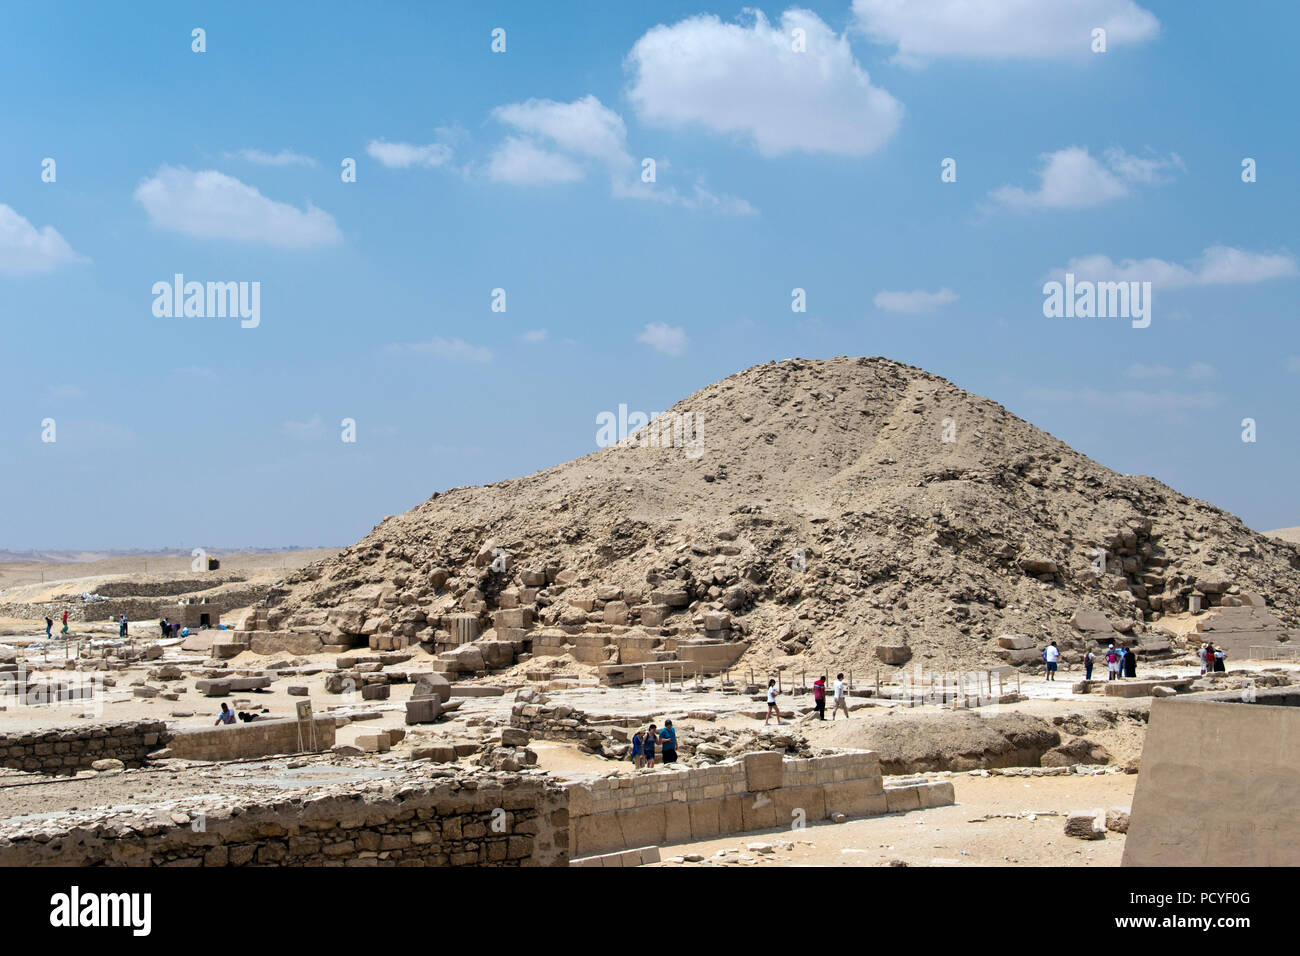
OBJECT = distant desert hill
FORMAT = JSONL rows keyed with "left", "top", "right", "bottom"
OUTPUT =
{"left": 267, "top": 356, "right": 1300, "bottom": 672}
{"left": 1266, "top": 528, "right": 1300, "bottom": 546}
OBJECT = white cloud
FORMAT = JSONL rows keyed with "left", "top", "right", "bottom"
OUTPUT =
{"left": 520, "top": 329, "right": 549, "bottom": 343}
{"left": 487, "top": 95, "right": 755, "bottom": 213}
{"left": 626, "top": 9, "right": 902, "bottom": 157}
{"left": 636, "top": 322, "right": 688, "bottom": 356}
{"left": 492, "top": 95, "right": 631, "bottom": 166}
{"left": 853, "top": 0, "right": 1160, "bottom": 64}
{"left": 282, "top": 415, "right": 328, "bottom": 440}
{"left": 1052, "top": 245, "right": 1298, "bottom": 288}
{"left": 0, "top": 204, "right": 85, "bottom": 275}
{"left": 229, "top": 148, "right": 317, "bottom": 167}
{"left": 134, "top": 166, "right": 341, "bottom": 248}
{"left": 992, "top": 146, "right": 1180, "bottom": 210}
{"left": 51, "top": 384, "right": 86, "bottom": 398}
{"left": 873, "top": 287, "right": 958, "bottom": 314}
{"left": 486, "top": 137, "right": 585, "bottom": 184}
{"left": 365, "top": 139, "right": 455, "bottom": 169}
{"left": 1186, "top": 362, "right": 1219, "bottom": 382}
{"left": 395, "top": 336, "right": 493, "bottom": 363}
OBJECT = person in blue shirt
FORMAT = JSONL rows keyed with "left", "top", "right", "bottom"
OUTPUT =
{"left": 659, "top": 719, "right": 678, "bottom": 764}
{"left": 630, "top": 731, "right": 645, "bottom": 769}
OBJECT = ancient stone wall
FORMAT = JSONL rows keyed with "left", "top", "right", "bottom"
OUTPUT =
{"left": 161, "top": 715, "right": 336, "bottom": 762}
{"left": 0, "top": 771, "right": 569, "bottom": 867}
{"left": 566, "top": 750, "right": 953, "bottom": 859}
{"left": 0, "top": 720, "right": 169, "bottom": 775}
{"left": 1123, "top": 688, "right": 1300, "bottom": 866}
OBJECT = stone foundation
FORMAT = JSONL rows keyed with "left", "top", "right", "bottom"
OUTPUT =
{"left": 0, "top": 770, "right": 568, "bottom": 867}
{"left": 564, "top": 750, "right": 954, "bottom": 858}
{"left": 0, "top": 720, "right": 169, "bottom": 775}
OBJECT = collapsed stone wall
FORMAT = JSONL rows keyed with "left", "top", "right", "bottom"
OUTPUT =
{"left": 0, "top": 770, "right": 569, "bottom": 867}
{"left": 565, "top": 750, "right": 953, "bottom": 859}
{"left": 0, "top": 720, "right": 169, "bottom": 775}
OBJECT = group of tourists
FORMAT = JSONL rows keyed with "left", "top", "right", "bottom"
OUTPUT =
{"left": 1198, "top": 643, "right": 1226, "bottom": 674}
{"left": 158, "top": 618, "right": 184, "bottom": 640}
{"left": 1075, "top": 643, "right": 1140, "bottom": 681}
{"left": 629, "top": 719, "right": 677, "bottom": 768}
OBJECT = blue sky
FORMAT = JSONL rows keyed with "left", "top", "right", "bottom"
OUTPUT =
{"left": 1, "top": 0, "right": 1296, "bottom": 550}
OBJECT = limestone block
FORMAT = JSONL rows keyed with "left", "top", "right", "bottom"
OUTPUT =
{"left": 743, "top": 751, "right": 785, "bottom": 791}
{"left": 884, "top": 785, "right": 922, "bottom": 814}
{"left": 875, "top": 644, "right": 912, "bottom": 665}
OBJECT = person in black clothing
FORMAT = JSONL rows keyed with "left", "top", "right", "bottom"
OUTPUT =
{"left": 1124, "top": 646, "right": 1137, "bottom": 678}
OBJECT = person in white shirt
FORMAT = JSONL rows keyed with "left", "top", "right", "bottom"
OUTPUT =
{"left": 1043, "top": 641, "right": 1060, "bottom": 681}
{"left": 832, "top": 672, "right": 850, "bottom": 719}
{"left": 764, "top": 679, "right": 781, "bottom": 725}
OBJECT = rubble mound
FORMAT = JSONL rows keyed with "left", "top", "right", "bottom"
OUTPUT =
{"left": 262, "top": 356, "right": 1300, "bottom": 675}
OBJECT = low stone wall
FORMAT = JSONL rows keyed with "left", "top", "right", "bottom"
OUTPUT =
{"left": 565, "top": 750, "right": 953, "bottom": 858}
{"left": 161, "top": 715, "right": 336, "bottom": 762}
{"left": 0, "top": 770, "right": 569, "bottom": 867}
{"left": 0, "top": 720, "right": 169, "bottom": 775}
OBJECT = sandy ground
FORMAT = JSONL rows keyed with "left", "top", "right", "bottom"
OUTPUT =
{"left": 0, "top": 549, "right": 338, "bottom": 591}
{"left": 653, "top": 772, "right": 1134, "bottom": 867}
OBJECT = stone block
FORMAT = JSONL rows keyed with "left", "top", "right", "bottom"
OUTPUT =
{"left": 997, "top": 634, "right": 1035, "bottom": 650}
{"left": 884, "top": 785, "right": 922, "bottom": 814}
{"left": 740, "top": 792, "right": 779, "bottom": 831}
{"left": 913, "top": 780, "right": 955, "bottom": 809}
{"left": 1064, "top": 809, "right": 1105, "bottom": 840}
{"left": 405, "top": 697, "right": 442, "bottom": 725}
{"left": 875, "top": 644, "right": 912, "bottom": 665}
{"left": 355, "top": 733, "right": 390, "bottom": 753}
{"left": 823, "top": 782, "right": 887, "bottom": 817}
{"left": 743, "top": 750, "right": 785, "bottom": 791}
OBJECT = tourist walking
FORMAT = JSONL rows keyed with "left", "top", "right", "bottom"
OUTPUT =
{"left": 1213, "top": 646, "right": 1226, "bottom": 673}
{"left": 630, "top": 731, "right": 645, "bottom": 769}
{"left": 764, "top": 679, "right": 781, "bottom": 725}
{"left": 1106, "top": 645, "right": 1120, "bottom": 681}
{"left": 643, "top": 724, "right": 658, "bottom": 768}
{"left": 60, "top": 609, "right": 69, "bottom": 636}
{"left": 1116, "top": 646, "right": 1127, "bottom": 680}
{"left": 659, "top": 719, "right": 678, "bottom": 764}
{"left": 1083, "top": 648, "right": 1095, "bottom": 681}
{"left": 832, "top": 673, "right": 850, "bottom": 719}
{"left": 812, "top": 675, "right": 826, "bottom": 719}
{"left": 1043, "top": 641, "right": 1060, "bottom": 681}
{"left": 45, "top": 616, "right": 53, "bottom": 639}
{"left": 1124, "top": 646, "right": 1138, "bottom": 679}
